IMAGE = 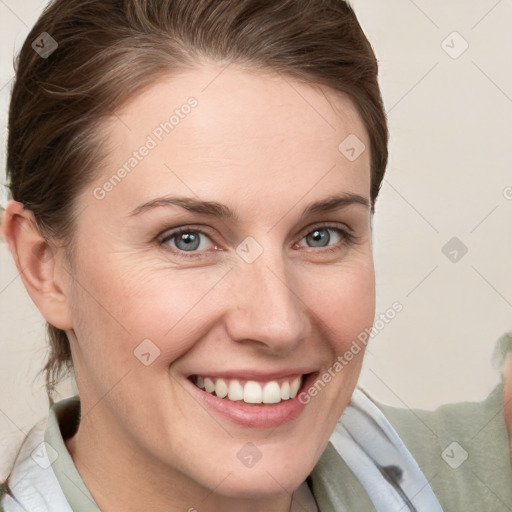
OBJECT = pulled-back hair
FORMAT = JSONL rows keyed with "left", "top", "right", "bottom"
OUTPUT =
{"left": 6, "top": 0, "right": 388, "bottom": 404}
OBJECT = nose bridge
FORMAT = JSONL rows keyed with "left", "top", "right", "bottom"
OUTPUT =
{"left": 226, "top": 251, "right": 310, "bottom": 350}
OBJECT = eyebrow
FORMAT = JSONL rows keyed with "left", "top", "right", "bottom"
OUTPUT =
{"left": 300, "top": 193, "right": 370, "bottom": 217}
{"left": 128, "top": 196, "right": 239, "bottom": 220}
{"left": 127, "top": 193, "right": 370, "bottom": 220}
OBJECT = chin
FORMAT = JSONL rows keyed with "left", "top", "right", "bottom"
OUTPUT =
{"left": 213, "top": 469, "right": 306, "bottom": 500}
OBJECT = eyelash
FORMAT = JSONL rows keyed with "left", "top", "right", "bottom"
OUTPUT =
{"left": 157, "top": 222, "right": 357, "bottom": 259}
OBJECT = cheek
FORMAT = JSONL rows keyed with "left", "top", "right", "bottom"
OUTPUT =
{"left": 68, "top": 237, "right": 374, "bottom": 386}
{"left": 304, "top": 257, "right": 376, "bottom": 352}
{"left": 69, "top": 251, "right": 229, "bottom": 368}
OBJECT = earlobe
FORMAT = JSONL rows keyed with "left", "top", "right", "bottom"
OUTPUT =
{"left": 1, "top": 200, "right": 74, "bottom": 330}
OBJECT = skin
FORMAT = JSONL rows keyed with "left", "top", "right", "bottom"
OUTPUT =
{"left": 503, "top": 355, "right": 512, "bottom": 438}
{"left": 501, "top": 355, "right": 512, "bottom": 464}
{"left": 2, "top": 64, "right": 375, "bottom": 512}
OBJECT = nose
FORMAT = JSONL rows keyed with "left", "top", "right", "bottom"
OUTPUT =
{"left": 224, "top": 254, "right": 312, "bottom": 354}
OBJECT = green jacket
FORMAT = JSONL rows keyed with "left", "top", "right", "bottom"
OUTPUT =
{"left": 380, "top": 383, "right": 512, "bottom": 511}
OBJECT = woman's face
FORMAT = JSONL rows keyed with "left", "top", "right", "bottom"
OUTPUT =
{"left": 62, "top": 64, "right": 375, "bottom": 502}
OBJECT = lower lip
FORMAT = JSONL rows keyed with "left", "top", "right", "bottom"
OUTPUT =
{"left": 186, "top": 373, "right": 318, "bottom": 429}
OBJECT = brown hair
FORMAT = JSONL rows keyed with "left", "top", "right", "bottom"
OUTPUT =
{"left": 6, "top": 0, "right": 388, "bottom": 405}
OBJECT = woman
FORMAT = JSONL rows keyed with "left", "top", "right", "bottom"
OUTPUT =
{"left": 0, "top": 0, "right": 443, "bottom": 510}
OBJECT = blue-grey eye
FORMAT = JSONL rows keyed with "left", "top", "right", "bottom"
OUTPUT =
{"left": 175, "top": 232, "right": 200, "bottom": 251}
{"left": 165, "top": 230, "right": 214, "bottom": 252}
{"left": 301, "top": 228, "right": 343, "bottom": 248}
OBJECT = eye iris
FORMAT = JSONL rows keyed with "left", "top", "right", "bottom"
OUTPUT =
{"left": 307, "top": 229, "right": 330, "bottom": 247}
{"left": 175, "top": 232, "right": 200, "bottom": 251}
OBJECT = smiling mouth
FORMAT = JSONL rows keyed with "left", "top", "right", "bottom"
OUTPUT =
{"left": 189, "top": 374, "right": 307, "bottom": 405}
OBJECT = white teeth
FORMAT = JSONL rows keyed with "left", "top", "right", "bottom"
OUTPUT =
{"left": 244, "top": 381, "right": 262, "bottom": 404}
{"left": 280, "top": 381, "right": 290, "bottom": 400}
{"left": 215, "top": 378, "right": 228, "bottom": 398}
{"left": 228, "top": 380, "right": 244, "bottom": 401}
{"left": 193, "top": 375, "right": 305, "bottom": 404}
{"left": 262, "top": 381, "right": 281, "bottom": 404}
{"left": 204, "top": 377, "right": 215, "bottom": 393}
{"left": 290, "top": 376, "right": 301, "bottom": 398}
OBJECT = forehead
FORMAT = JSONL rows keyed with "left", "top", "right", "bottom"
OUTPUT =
{"left": 89, "top": 64, "right": 371, "bottom": 216}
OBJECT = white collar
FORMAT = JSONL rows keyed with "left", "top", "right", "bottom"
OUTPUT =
{"left": 332, "top": 389, "right": 443, "bottom": 511}
{"left": 2, "top": 418, "right": 73, "bottom": 512}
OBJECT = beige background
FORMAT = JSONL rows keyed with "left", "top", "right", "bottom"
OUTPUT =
{"left": 1, "top": 0, "right": 511, "bottom": 480}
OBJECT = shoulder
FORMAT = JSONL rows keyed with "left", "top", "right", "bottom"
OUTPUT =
{"left": 377, "top": 384, "right": 512, "bottom": 511}
{"left": 379, "top": 383, "right": 505, "bottom": 445}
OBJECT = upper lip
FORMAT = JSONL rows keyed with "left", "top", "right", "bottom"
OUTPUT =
{"left": 187, "top": 368, "right": 318, "bottom": 381}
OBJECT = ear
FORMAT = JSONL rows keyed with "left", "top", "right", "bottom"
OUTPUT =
{"left": 1, "top": 200, "right": 74, "bottom": 330}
